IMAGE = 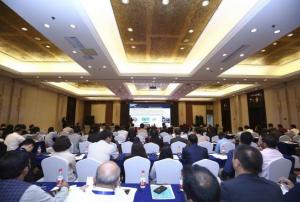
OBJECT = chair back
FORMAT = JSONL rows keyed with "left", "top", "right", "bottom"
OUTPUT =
{"left": 279, "top": 135, "right": 292, "bottom": 142}
{"left": 250, "top": 142, "right": 258, "bottom": 148}
{"left": 198, "top": 141, "right": 213, "bottom": 153}
{"left": 136, "top": 135, "right": 146, "bottom": 144}
{"left": 144, "top": 142, "right": 160, "bottom": 154}
{"left": 220, "top": 142, "right": 235, "bottom": 153}
{"left": 267, "top": 158, "right": 292, "bottom": 182}
{"left": 293, "top": 135, "right": 300, "bottom": 143}
{"left": 41, "top": 156, "right": 68, "bottom": 182}
{"left": 124, "top": 156, "right": 150, "bottom": 183}
{"left": 79, "top": 141, "right": 91, "bottom": 154}
{"left": 76, "top": 158, "right": 101, "bottom": 182}
{"left": 171, "top": 141, "right": 186, "bottom": 154}
{"left": 121, "top": 141, "right": 133, "bottom": 154}
{"left": 155, "top": 159, "right": 183, "bottom": 184}
{"left": 163, "top": 135, "right": 171, "bottom": 144}
{"left": 211, "top": 136, "right": 219, "bottom": 143}
{"left": 193, "top": 159, "right": 220, "bottom": 177}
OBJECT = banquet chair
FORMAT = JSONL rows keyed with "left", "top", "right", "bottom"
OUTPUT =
{"left": 193, "top": 159, "right": 220, "bottom": 177}
{"left": 124, "top": 156, "right": 150, "bottom": 183}
{"left": 76, "top": 158, "right": 101, "bottom": 182}
{"left": 155, "top": 159, "right": 183, "bottom": 184}
{"left": 159, "top": 132, "right": 169, "bottom": 139}
{"left": 250, "top": 142, "right": 258, "bottom": 148}
{"left": 220, "top": 142, "right": 235, "bottom": 154}
{"left": 163, "top": 135, "right": 171, "bottom": 144}
{"left": 41, "top": 156, "right": 68, "bottom": 182}
{"left": 211, "top": 136, "right": 219, "bottom": 143}
{"left": 121, "top": 141, "right": 133, "bottom": 154}
{"left": 267, "top": 158, "right": 292, "bottom": 182}
{"left": 171, "top": 141, "right": 186, "bottom": 154}
{"left": 279, "top": 135, "right": 292, "bottom": 142}
{"left": 198, "top": 141, "right": 213, "bottom": 153}
{"left": 136, "top": 135, "right": 146, "bottom": 144}
{"left": 144, "top": 142, "right": 160, "bottom": 154}
{"left": 292, "top": 135, "right": 300, "bottom": 143}
{"left": 79, "top": 141, "right": 91, "bottom": 154}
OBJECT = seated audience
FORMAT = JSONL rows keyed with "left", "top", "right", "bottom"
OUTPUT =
{"left": 277, "top": 124, "right": 287, "bottom": 135}
{"left": 278, "top": 177, "right": 300, "bottom": 202}
{"left": 127, "top": 140, "right": 147, "bottom": 159}
{"left": 66, "top": 161, "right": 131, "bottom": 202}
{"left": 137, "top": 123, "right": 148, "bottom": 138}
{"left": 52, "top": 136, "right": 77, "bottom": 181}
{"left": 259, "top": 133, "right": 283, "bottom": 179}
{"left": 127, "top": 123, "right": 136, "bottom": 142}
{"left": 4, "top": 125, "right": 25, "bottom": 151}
{"left": 114, "top": 125, "right": 128, "bottom": 144}
{"left": 244, "top": 125, "right": 254, "bottom": 134}
{"left": 195, "top": 127, "right": 209, "bottom": 143}
{"left": 88, "top": 130, "right": 119, "bottom": 163}
{"left": 150, "top": 145, "right": 173, "bottom": 182}
{"left": 182, "top": 134, "right": 208, "bottom": 165}
{"left": 149, "top": 130, "right": 163, "bottom": 148}
{"left": 0, "top": 142, "right": 7, "bottom": 157}
{"left": 170, "top": 128, "right": 188, "bottom": 144}
{"left": 45, "top": 127, "right": 58, "bottom": 147}
{"left": 68, "top": 128, "right": 82, "bottom": 154}
{"left": 87, "top": 125, "right": 101, "bottom": 143}
{"left": 222, "top": 132, "right": 253, "bottom": 179}
{"left": 215, "top": 132, "right": 231, "bottom": 153}
{"left": 0, "top": 151, "right": 68, "bottom": 201}
{"left": 289, "top": 124, "right": 299, "bottom": 136}
{"left": 221, "top": 145, "right": 283, "bottom": 202}
{"left": 235, "top": 127, "right": 244, "bottom": 140}
{"left": 182, "top": 165, "right": 220, "bottom": 202}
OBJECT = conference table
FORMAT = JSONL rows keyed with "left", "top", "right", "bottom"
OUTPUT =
{"left": 35, "top": 182, "right": 185, "bottom": 202}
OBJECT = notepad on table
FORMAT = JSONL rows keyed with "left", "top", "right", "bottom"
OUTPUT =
{"left": 150, "top": 185, "right": 175, "bottom": 200}
{"left": 210, "top": 153, "right": 228, "bottom": 160}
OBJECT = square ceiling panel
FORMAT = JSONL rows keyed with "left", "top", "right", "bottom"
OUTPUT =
{"left": 110, "top": 0, "right": 221, "bottom": 64}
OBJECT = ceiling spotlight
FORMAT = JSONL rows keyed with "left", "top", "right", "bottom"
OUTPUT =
{"left": 175, "top": 77, "right": 178, "bottom": 80}
{"left": 240, "top": 53, "right": 245, "bottom": 57}
{"left": 127, "top": 27, "right": 133, "bottom": 32}
{"left": 162, "top": 0, "right": 169, "bottom": 5}
{"left": 202, "top": 0, "right": 210, "bottom": 7}
{"left": 21, "top": 27, "right": 28, "bottom": 31}
{"left": 72, "top": 50, "right": 77, "bottom": 54}
{"left": 153, "top": 77, "right": 156, "bottom": 80}
{"left": 250, "top": 28, "right": 257, "bottom": 33}
{"left": 130, "top": 38, "right": 134, "bottom": 41}
{"left": 264, "top": 79, "right": 268, "bottom": 82}
{"left": 70, "top": 24, "right": 76, "bottom": 29}
{"left": 88, "top": 65, "right": 92, "bottom": 69}
{"left": 45, "top": 45, "right": 51, "bottom": 48}
{"left": 85, "top": 80, "right": 89, "bottom": 82}
{"left": 222, "top": 53, "right": 227, "bottom": 57}
{"left": 243, "top": 78, "right": 247, "bottom": 81}
{"left": 220, "top": 67, "right": 224, "bottom": 70}
{"left": 183, "top": 39, "right": 189, "bottom": 43}
{"left": 44, "top": 23, "right": 50, "bottom": 28}
{"left": 206, "top": 67, "right": 210, "bottom": 70}
{"left": 36, "top": 76, "right": 39, "bottom": 79}
{"left": 34, "top": 37, "right": 41, "bottom": 41}
{"left": 180, "top": 47, "right": 185, "bottom": 50}
{"left": 122, "top": 0, "right": 129, "bottom": 4}
{"left": 287, "top": 33, "right": 294, "bottom": 37}
{"left": 102, "top": 65, "right": 107, "bottom": 69}
{"left": 223, "top": 78, "right": 227, "bottom": 81}
{"left": 80, "top": 76, "right": 84, "bottom": 79}
{"left": 217, "top": 81, "right": 220, "bottom": 84}
{"left": 130, "top": 77, "right": 134, "bottom": 79}
{"left": 131, "top": 45, "right": 136, "bottom": 49}
{"left": 274, "top": 29, "right": 280, "bottom": 34}
{"left": 273, "top": 42, "right": 277, "bottom": 46}
{"left": 261, "top": 49, "right": 266, "bottom": 52}
{"left": 152, "top": 80, "right": 155, "bottom": 83}
{"left": 58, "top": 76, "right": 62, "bottom": 79}
{"left": 188, "top": 29, "right": 194, "bottom": 33}
{"left": 65, "top": 80, "right": 68, "bottom": 82}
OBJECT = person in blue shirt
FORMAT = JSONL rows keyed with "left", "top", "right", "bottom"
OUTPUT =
{"left": 221, "top": 132, "right": 253, "bottom": 180}
{"left": 215, "top": 132, "right": 232, "bottom": 153}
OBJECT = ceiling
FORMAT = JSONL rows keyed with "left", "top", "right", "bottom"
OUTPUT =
{"left": 0, "top": 0, "right": 300, "bottom": 101}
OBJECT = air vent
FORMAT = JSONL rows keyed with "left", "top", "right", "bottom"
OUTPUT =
{"left": 80, "top": 48, "right": 98, "bottom": 56}
{"left": 221, "top": 44, "right": 250, "bottom": 63}
{"left": 64, "top": 37, "right": 84, "bottom": 49}
{"left": 65, "top": 37, "right": 97, "bottom": 60}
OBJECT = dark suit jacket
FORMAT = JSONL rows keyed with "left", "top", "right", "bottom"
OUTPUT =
{"left": 221, "top": 174, "right": 283, "bottom": 202}
{"left": 170, "top": 136, "right": 188, "bottom": 144}
{"left": 181, "top": 143, "right": 208, "bottom": 165}
{"left": 284, "top": 183, "right": 300, "bottom": 202}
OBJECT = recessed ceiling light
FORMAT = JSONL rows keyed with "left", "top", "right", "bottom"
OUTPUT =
{"left": 220, "top": 67, "right": 224, "bottom": 70}
{"left": 175, "top": 77, "right": 178, "bottom": 80}
{"left": 236, "top": 81, "right": 239, "bottom": 84}
{"left": 65, "top": 80, "right": 68, "bottom": 82}
{"left": 58, "top": 76, "right": 62, "bottom": 79}
{"left": 45, "top": 45, "right": 51, "bottom": 48}
{"left": 273, "top": 42, "right": 277, "bottom": 46}
{"left": 34, "top": 37, "right": 41, "bottom": 41}
{"left": 70, "top": 24, "right": 76, "bottom": 29}
{"left": 88, "top": 65, "right": 92, "bottom": 69}
{"left": 153, "top": 77, "right": 156, "bottom": 80}
{"left": 217, "top": 81, "right": 220, "bottom": 84}
{"left": 206, "top": 67, "right": 210, "bottom": 70}
{"left": 261, "top": 49, "right": 266, "bottom": 52}
{"left": 131, "top": 45, "right": 136, "bottom": 49}
{"left": 102, "top": 65, "right": 107, "bottom": 69}
{"left": 130, "top": 77, "right": 134, "bottom": 79}
{"left": 122, "top": 0, "right": 129, "bottom": 4}
{"left": 21, "top": 27, "right": 28, "bottom": 31}
{"left": 188, "top": 29, "right": 194, "bottom": 33}
{"left": 202, "top": 0, "right": 210, "bottom": 7}
{"left": 274, "top": 29, "right": 280, "bottom": 34}
{"left": 72, "top": 50, "right": 77, "bottom": 54}
{"left": 250, "top": 28, "right": 257, "bottom": 33}
{"left": 180, "top": 47, "right": 185, "bottom": 50}
{"left": 240, "top": 53, "right": 245, "bottom": 57}
{"left": 44, "top": 23, "right": 50, "bottom": 28}
{"left": 130, "top": 38, "right": 134, "bottom": 41}
{"left": 80, "top": 76, "right": 84, "bottom": 79}
{"left": 243, "top": 78, "right": 247, "bottom": 81}
{"left": 127, "top": 27, "right": 133, "bottom": 32}
{"left": 264, "top": 79, "right": 268, "bottom": 82}
{"left": 36, "top": 76, "right": 39, "bottom": 79}
{"left": 222, "top": 53, "right": 227, "bottom": 57}
{"left": 287, "top": 33, "right": 294, "bottom": 37}
{"left": 162, "top": 0, "right": 169, "bottom": 5}
{"left": 183, "top": 39, "right": 189, "bottom": 43}
{"left": 152, "top": 80, "right": 155, "bottom": 83}
{"left": 223, "top": 78, "right": 227, "bottom": 81}
{"left": 85, "top": 80, "right": 89, "bottom": 82}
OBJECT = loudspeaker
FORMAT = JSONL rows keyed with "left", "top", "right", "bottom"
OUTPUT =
{"left": 85, "top": 116, "right": 95, "bottom": 125}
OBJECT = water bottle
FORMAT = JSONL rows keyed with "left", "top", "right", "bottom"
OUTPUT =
{"left": 37, "top": 145, "right": 42, "bottom": 155}
{"left": 56, "top": 169, "right": 63, "bottom": 187}
{"left": 140, "top": 170, "right": 146, "bottom": 189}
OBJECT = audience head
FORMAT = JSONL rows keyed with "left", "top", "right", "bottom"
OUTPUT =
{"left": 268, "top": 123, "right": 274, "bottom": 128}
{"left": 182, "top": 165, "right": 220, "bottom": 202}
{"left": 233, "top": 145, "right": 262, "bottom": 176}
{"left": 174, "top": 127, "right": 181, "bottom": 136}
{"left": 100, "top": 130, "right": 113, "bottom": 143}
{"left": 48, "top": 127, "right": 54, "bottom": 133}
{"left": 31, "top": 126, "right": 40, "bottom": 134}
{"left": 140, "top": 123, "right": 145, "bottom": 129}
{"left": 290, "top": 124, "right": 296, "bottom": 129}
{"left": 131, "top": 141, "right": 147, "bottom": 158}
{"left": 95, "top": 161, "right": 120, "bottom": 188}
{"left": 244, "top": 125, "right": 250, "bottom": 130}
{"left": 240, "top": 132, "right": 253, "bottom": 145}
{"left": 261, "top": 133, "right": 278, "bottom": 149}
{"left": 19, "top": 138, "right": 36, "bottom": 152}
{"left": 159, "top": 145, "right": 173, "bottom": 160}
{"left": 195, "top": 127, "right": 202, "bottom": 135}
{"left": 114, "top": 125, "right": 120, "bottom": 131}
{"left": 277, "top": 124, "right": 283, "bottom": 129}
{"left": 238, "top": 127, "right": 243, "bottom": 132}
{"left": 218, "top": 132, "right": 225, "bottom": 139}
{"left": 188, "top": 134, "right": 198, "bottom": 144}
{"left": 53, "top": 136, "right": 71, "bottom": 152}
{"left": 13, "top": 125, "right": 23, "bottom": 134}
{"left": 0, "top": 151, "right": 30, "bottom": 180}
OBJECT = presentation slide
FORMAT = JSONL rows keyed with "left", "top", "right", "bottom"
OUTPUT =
{"left": 129, "top": 103, "right": 171, "bottom": 127}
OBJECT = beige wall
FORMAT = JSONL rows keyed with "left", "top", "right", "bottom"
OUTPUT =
{"left": 91, "top": 104, "right": 106, "bottom": 124}
{"left": 112, "top": 101, "right": 121, "bottom": 125}
{"left": 230, "top": 94, "right": 249, "bottom": 133}
{"left": 213, "top": 100, "right": 222, "bottom": 126}
{"left": 178, "top": 102, "right": 186, "bottom": 124}
{"left": 75, "top": 99, "right": 84, "bottom": 125}
{"left": 192, "top": 105, "right": 206, "bottom": 124}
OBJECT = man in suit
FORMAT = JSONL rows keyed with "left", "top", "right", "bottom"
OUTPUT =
{"left": 170, "top": 128, "right": 188, "bottom": 144}
{"left": 182, "top": 134, "right": 208, "bottom": 165}
{"left": 221, "top": 145, "right": 283, "bottom": 202}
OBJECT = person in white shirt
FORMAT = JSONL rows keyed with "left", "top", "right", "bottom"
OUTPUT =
{"left": 289, "top": 124, "right": 299, "bottom": 137}
{"left": 66, "top": 161, "right": 135, "bottom": 202}
{"left": 52, "top": 136, "right": 77, "bottom": 181}
{"left": 244, "top": 125, "right": 254, "bottom": 134}
{"left": 137, "top": 123, "right": 148, "bottom": 138}
{"left": 114, "top": 126, "right": 128, "bottom": 144}
{"left": 45, "top": 127, "right": 58, "bottom": 148}
{"left": 4, "top": 126, "right": 25, "bottom": 151}
{"left": 88, "top": 130, "right": 119, "bottom": 163}
{"left": 259, "top": 133, "right": 283, "bottom": 179}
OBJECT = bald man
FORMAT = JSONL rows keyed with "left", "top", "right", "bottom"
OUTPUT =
{"left": 66, "top": 161, "right": 135, "bottom": 202}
